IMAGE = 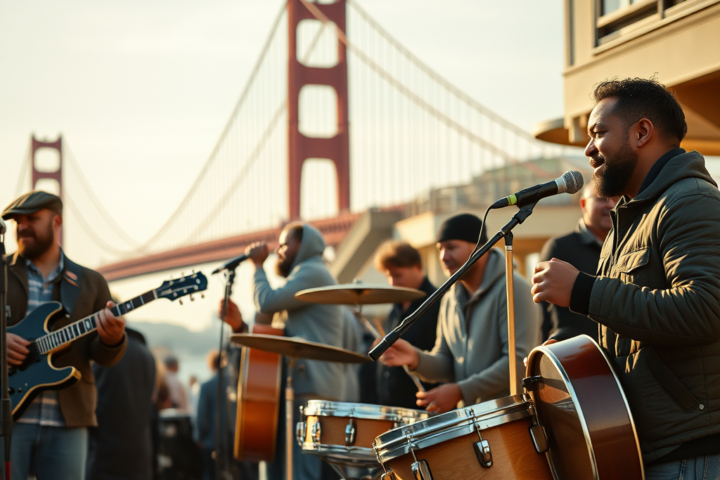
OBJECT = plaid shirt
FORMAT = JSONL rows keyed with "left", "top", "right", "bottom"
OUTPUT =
{"left": 15, "top": 254, "right": 66, "bottom": 427}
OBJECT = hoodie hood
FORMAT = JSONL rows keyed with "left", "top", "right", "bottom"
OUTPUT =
{"left": 632, "top": 150, "right": 716, "bottom": 205}
{"left": 291, "top": 223, "right": 326, "bottom": 270}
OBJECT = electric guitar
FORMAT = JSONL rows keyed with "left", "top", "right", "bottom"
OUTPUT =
{"left": 8, "top": 272, "right": 208, "bottom": 420}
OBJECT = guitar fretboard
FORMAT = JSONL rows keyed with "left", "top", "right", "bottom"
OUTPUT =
{"left": 35, "top": 290, "right": 157, "bottom": 355}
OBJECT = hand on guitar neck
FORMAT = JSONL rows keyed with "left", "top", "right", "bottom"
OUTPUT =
{"left": 7, "top": 301, "right": 125, "bottom": 365}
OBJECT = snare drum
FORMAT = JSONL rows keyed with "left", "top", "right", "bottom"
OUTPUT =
{"left": 373, "top": 395, "right": 553, "bottom": 480}
{"left": 297, "top": 400, "right": 429, "bottom": 467}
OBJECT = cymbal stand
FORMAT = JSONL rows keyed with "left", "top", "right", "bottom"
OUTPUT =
{"left": 352, "top": 303, "right": 425, "bottom": 394}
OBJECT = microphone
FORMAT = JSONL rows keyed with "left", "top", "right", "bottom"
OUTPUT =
{"left": 211, "top": 253, "right": 249, "bottom": 275}
{"left": 490, "top": 171, "right": 584, "bottom": 209}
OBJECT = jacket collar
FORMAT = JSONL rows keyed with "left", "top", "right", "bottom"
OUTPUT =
{"left": 627, "top": 150, "right": 715, "bottom": 207}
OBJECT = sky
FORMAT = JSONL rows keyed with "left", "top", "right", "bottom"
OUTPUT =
{"left": 0, "top": 0, "right": 566, "bottom": 330}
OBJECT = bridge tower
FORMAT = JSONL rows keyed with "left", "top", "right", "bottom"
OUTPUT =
{"left": 287, "top": 0, "right": 350, "bottom": 220}
{"left": 30, "top": 134, "right": 64, "bottom": 245}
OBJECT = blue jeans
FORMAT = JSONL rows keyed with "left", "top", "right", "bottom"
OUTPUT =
{"left": 645, "top": 454, "right": 720, "bottom": 480}
{"left": 9, "top": 424, "right": 88, "bottom": 480}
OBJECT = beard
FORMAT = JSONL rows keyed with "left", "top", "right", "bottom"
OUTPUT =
{"left": 18, "top": 228, "right": 55, "bottom": 260}
{"left": 593, "top": 140, "right": 638, "bottom": 198}
{"left": 274, "top": 255, "right": 294, "bottom": 278}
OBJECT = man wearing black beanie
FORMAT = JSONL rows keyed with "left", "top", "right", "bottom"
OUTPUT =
{"left": 380, "top": 213, "right": 541, "bottom": 413}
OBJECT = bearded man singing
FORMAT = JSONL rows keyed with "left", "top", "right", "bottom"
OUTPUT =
{"left": 532, "top": 78, "right": 720, "bottom": 479}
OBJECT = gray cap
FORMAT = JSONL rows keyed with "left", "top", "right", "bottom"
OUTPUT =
{"left": 2, "top": 191, "right": 63, "bottom": 220}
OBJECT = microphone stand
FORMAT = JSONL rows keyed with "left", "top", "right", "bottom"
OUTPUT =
{"left": 0, "top": 228, "right": 12, "bottom": 480}
{"left": 368, "top": 201, "right": 538, "bottom": 362}
{"left": 215, "top": 267, "right": 236, "bottom": 480}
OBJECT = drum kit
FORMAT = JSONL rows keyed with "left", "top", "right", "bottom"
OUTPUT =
{"left": 232, "top": 282, "right": 645, "bottom": 480}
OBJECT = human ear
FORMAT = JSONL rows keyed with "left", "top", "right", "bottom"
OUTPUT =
{"left": 635, "top": 118, "right": 653, "bottom": 148}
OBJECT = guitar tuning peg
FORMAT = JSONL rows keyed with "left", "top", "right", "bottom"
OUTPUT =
{"left": 181, "top": 271, "right": 185, "bottom": 276}
{"left": 190, "top": 295, "right": 195, "bottom": 302}
{"left": 201, "top": 293, "right": 205, "bottom": 299}
{"left": 179, "top": 299, "right": 183, "bottom": 306}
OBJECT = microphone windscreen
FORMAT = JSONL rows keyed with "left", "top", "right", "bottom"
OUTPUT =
{"left": 562, "top": 171, "right": 584, "bottom": 195}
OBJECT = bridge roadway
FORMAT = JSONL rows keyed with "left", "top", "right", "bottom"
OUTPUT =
{"left": 97, "top": 211, "right": 364, "bottom": 281}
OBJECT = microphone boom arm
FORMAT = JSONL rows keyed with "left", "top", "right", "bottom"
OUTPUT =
{"left": 368, "top": 202, "right": 538, "bottom": 361}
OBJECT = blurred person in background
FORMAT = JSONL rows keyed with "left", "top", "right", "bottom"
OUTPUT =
{"left": 163, "top": 355, "right": 190, "bottom": 412}
{"left": 87, "top": 327, "right": 156, "bottom": 480}
{"left": 373, "top": 240, "right": 440, "bottom": 409}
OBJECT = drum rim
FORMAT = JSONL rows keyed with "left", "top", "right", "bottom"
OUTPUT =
{"left": 373, "top": 395, "right": 530, "bottom": 462}
{"left": 300, "top": 442, "right": 377, "bottom": 464}
{"left": 528, "top": 344, "right": 598, "bottom": 479}
{"left": 302, "top": 400, "right": 429, "bottom": 422}
{"left": 528, "top": 336, "right": 645, "bottom": 480}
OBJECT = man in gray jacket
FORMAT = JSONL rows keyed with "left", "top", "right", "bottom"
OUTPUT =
{"left": 533, "top": 78, "right": 720, "bottom": 477}
{"left": 380, "top": 213, "right": 541, "bottom": 413}
{"left": 222, "top": 222, "right": 358, "bottom": 480}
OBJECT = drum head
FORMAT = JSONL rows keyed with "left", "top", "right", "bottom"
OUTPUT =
{"left": 525, "top": 335, "right": 644, "bottom": 480}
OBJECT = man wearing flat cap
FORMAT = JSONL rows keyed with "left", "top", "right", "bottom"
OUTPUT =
{"left": 3, "top": 191, "right": 127, "bottom": 480}
{"left": 380, "top": 213, "right": 541, "bottom": 413}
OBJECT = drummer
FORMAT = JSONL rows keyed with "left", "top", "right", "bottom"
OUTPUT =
{"left": 220, "top": 222, "right": 359, "bottom": 480}
{"left": 373, "top": 240, "right": 441, "bottom": 409}
{"left": 379, "top": 213, "right": 541, "bottom": 413}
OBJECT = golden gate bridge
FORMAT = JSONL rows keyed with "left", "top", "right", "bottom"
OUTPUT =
{"left": 11, "top": 0, "right": 577, "bottom": 283}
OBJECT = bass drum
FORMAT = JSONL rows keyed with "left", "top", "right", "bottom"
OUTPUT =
{"left": 373, "top": 395, "right": 553, "bottom": 479}
{"left": 525, "top": 335, "right": 645, "bottom": 480}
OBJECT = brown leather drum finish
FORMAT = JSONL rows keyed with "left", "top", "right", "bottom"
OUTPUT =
{"left": 384, "top": 417, "right": 553, "bottom": 479}
{"left": 234, "top": 324, "right": 284, "bottom": 462}
{"left": 526, "top": 335, "right": 645, "bottom": 480}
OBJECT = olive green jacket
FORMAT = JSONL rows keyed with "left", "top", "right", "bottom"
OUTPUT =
{"left": 587, "top": 151, "right": 720, "bottom": 462}
{"left": 7, "top": 252, "right": 127, "bottom": 427}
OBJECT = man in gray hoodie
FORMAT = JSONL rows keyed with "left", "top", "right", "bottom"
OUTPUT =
{"left": 222, "top": 222, "right": 359, "bottom": 480}
{"left": 380, "top": 213, "right": 541, "bottom": 413}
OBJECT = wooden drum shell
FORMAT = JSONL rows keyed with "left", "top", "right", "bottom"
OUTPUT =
{"left": 382, "top": 416, "right": 553, "bottom": 480}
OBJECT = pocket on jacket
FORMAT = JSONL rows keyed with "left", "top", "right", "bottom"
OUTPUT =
{"left": 643, "top": 349, "right": 698, "bottom": 413}
{"left": 615, "top": 248, "right": 650, "bottom": 285}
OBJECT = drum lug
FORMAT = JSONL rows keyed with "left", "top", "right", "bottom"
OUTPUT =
{"left": 530, "top": 424, "right": 549, "bottom": 454}
{"left": 469, "top": 408, "right": 493, "bottom": 468}
{"left": 473, "top": 439, "right": 493, "bottom": 468}
{"left": 296, "top": 421, "right": 306, "bottom": 446}
{"left": 311, "top": 421, "right": 322, "bottom": 445}
{"left": 411, "top": 459, "right": 433, "bottom": 480}
{"left": 380, "top": 469, "right": 398, "bottom": 480}
{"left": 345, "top": 418, "right": 356, "bottom": 446}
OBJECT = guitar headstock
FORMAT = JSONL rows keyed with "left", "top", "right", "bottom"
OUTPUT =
{"left": 156, "top": 272, "right": 208, "bottom": 302}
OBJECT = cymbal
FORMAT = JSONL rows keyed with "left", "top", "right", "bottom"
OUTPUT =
{"left": 231, "top": 334, "right": 369, "bottom": 363}
{"left": 295, "top": 283, "right": 426, "bottom": 305}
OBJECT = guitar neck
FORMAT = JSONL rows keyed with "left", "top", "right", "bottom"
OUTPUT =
{"left": 35, "top": 289, "right": 158, "bottom": 355}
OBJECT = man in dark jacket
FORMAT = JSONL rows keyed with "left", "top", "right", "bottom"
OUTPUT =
{"left": 538, "top": 180, "right": 616, "bottom": 341}
{"left": 374, "top": 240, "right": 440, "bottom": 409}
{"left": 532, "top": 78, "right": 720, "bottom": 476}
{"left": 87, "top": 327, "right": 156, "bottom": 480}
{"left": 3, "top": 191, "right": 127, "bottom": 480}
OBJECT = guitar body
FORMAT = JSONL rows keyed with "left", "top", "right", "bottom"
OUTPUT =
{"left": 234, "top": 323, "right": 284, "bottom": 462}
{"left": 525, "top": 335, "right": 645, "bottom": 480}
{"left": 8, "top": 302, "right": 81, "bottom": 420}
